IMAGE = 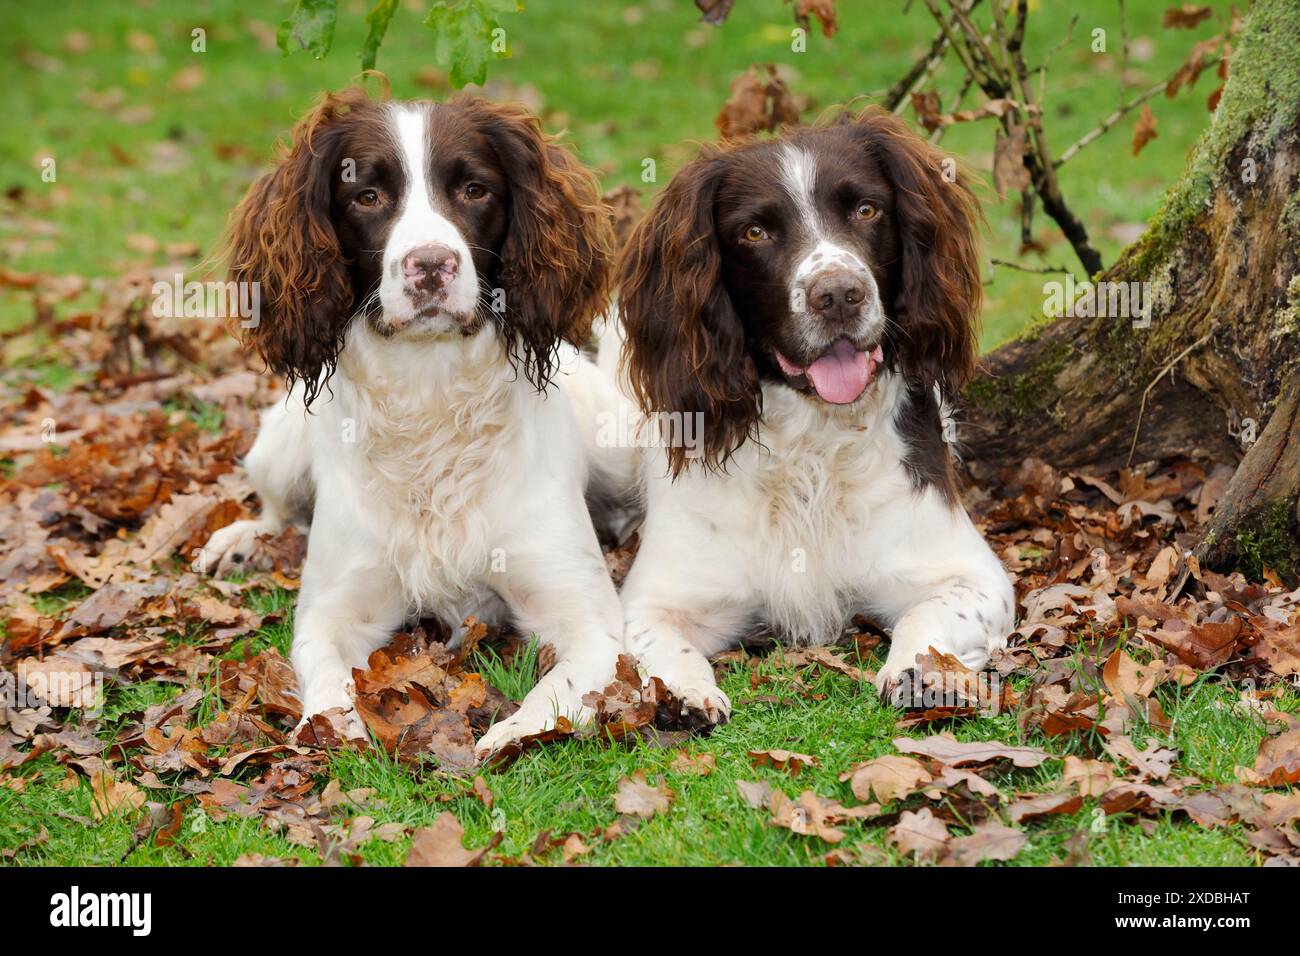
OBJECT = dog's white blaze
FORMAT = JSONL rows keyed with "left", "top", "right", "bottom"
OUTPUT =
{"left": 779, "top": 145, "right": 869, "bottom": 285}
{"left": 778, "top": 146, "right": 885, "bottom": 344}
{"left": 379, "top": 103, "right": 479, "bottom": 320}
{"left": 778, "top": 144, "right": 819, "bottom": 234}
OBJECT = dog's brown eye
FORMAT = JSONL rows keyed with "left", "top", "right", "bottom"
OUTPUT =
{"left": 354, "top": 189, "right": 380, "bottom": 208}
{"left": 462, "top": 182, "right": 487, "bottom": 200}
{"left": 854, "top": 200, "right": 878, "bottom": 221}
{"left": 743, "top": 224, "right": 769, "bottom": 243}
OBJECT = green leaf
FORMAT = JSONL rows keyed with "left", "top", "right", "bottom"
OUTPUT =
{"left": 360, "top": 0, "right": 400, "bottom": 71}
{"left": 277, "top": 0, "right": 339, "bottom": 60}
{"left": 424, "top": 0, "right": 518, "bottom": 88}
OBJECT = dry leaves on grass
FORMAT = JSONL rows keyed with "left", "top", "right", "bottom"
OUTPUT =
{"left": 614, "top": 771, "right": 674, "bottom": 819}
{"left": 894, "top": 733, "right": 1051, "bottom": 769}
{"left": 405, "top": 811, "right": 500, "bottom": 867}
{"left": 1236, "top": 715, "right": 1300, "bottom": 788}
{"left": 343, "top": 627, "right": 512, "bottom": 770}
{"left": 749, "top": 748, "right": 820, "bottom": 775}
{"left": 840, "top": 755, "right": 933, "bottom": 803}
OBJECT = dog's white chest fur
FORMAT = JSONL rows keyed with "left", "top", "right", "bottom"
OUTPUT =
{"left": 728, "top": 376, "right": 914, "bottom": 642}
{"left": 329, "top": 330, "right": 523, "bottom": 611}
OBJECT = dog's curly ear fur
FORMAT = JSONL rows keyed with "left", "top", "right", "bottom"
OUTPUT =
{"left": 618, "top": 151, "right": 760, "bottom": 476}
{"left": 848, "top": 108, "right": 982, "bottom": 394}
{"left": 222, "top": 88, "right": 379, "bottom": 405}
{"left": 457, "top": 96, "right": 613, "bottom": 390}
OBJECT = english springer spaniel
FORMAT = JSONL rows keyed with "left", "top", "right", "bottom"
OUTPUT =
{"left": 195, "top": 88, "right": 630, "bottom": 759}
{"left": 614, "top": 108, "right": 1015, "bottom": 721}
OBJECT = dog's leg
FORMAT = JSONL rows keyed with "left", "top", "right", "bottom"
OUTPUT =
{"left": 622, "top": 603, "right": 743, "bottom": 724}
{"left": 859, "top": 508, "right": 1015, "bottom": 696}
{"left": 195, "top": 398, "right": 313, "bottom": 575}
{"left": 290, "top": 527, "right": 406, "bottom": 739}
{"left": 872, "top": 574, "right": 1014, "bottom": 703}
{"left": 473, "top": 516, "right": 625, "bottom": 760}
{"left": 618, "top": 520, "right": 754, "bottom": 725}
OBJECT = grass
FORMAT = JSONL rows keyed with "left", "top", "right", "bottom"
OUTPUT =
{"left": 1, "top": 592, "right": 1290, "bottom": 866}
{"left": 472, "top": 637, "right": 542, "bottom": 702}
{"left": 1, "top": 0, "right": 1236, "bottom": 347}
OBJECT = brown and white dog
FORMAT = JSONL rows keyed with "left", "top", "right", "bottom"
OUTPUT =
{"left": 612, "top": 108, "right": 1015, "bottom": 720}
{"left": 195, "top": 88, "right": 630, "bottom": 758}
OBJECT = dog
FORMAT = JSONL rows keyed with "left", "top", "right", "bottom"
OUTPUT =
{"left": 612, "top": 107, "right": 1015, "bottom": 721}
{"left": 195, "top": 88, "right": 630, "bottom": 759}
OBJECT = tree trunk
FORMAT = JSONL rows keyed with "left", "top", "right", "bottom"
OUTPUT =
{"left": 961, "top": 0, "right": 1300, "bottom": 581}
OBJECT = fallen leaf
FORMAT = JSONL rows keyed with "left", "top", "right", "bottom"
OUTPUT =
{"left": 941, "top": 820, "right": 1027, "bottom": 866}
{"left": 1236, "top": 727, "right": 1300, "bottom": 788}
{"left": 1104, "top": 736, "right": 1179, "bottom": 781}
{"left": 1006, "top": 790, "right": 1084, "bottom": 823}
{"left": 889, "top": 807, "right": 950, "bottom": 861}
{"left": 1061, "top": 756, "right": 1116, "bottom": 797}
{"left": 90, "top": 772, "right": 146, "bottom": 821}
{"left": 749, "top": 748, "right": 819, "bottom": 774}
{"left": 670, "top": 751, "right": 717, "bottom": 776}
{"left": 405, "top": 812, "right": 498, "bottom": 867}
{"left": 841, "top": 755, "right": 933, "bottom": 803}
{"left": 894, "top": 733, "right": 1051, "bottom": 769}
{"left": 615, "top": 771, "right": 673, "bottom": 819}
{"left": 736, "top": 779, "right": 774, "bottom": 809}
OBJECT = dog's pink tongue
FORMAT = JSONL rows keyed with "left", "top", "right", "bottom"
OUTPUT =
{"left": 806, "top": 339, "right": 871, "bottom": 404}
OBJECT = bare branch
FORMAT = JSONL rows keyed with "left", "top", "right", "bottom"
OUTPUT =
{"left": 926, "top": 0, "right": 1103, "bottom": 273}
{"left": 1055, "top": 58, "right": 1221, "bottom": 168}
{"left": 990, "top": 257, "right": 1073, "bottom": 275}
{"left": 884, "top": 30, "right": 950, "bottom": 111}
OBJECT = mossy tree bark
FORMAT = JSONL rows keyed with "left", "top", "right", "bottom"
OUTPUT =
{"left": 961, "top": 0, "right": 1300, "bottom": 581}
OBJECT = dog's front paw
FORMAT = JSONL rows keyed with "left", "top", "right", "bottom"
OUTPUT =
{"left": 473, "top": 717, "right": 524, "bottom": 763}
{"left": 654, "top": 678, "right": 731, "bottom": 725}
{"left": 293, "top": 681, "right": 368, "bottom": 744}
{"left": 473, "top": 703, "right": 589, "bottom": 763}
{"left": 875, "top": 655, "right": 907, "bottom": 697}
{"left": 291, "top": 706, "right": 369, "bottom": 745}
{"left": 193, "top": 519, "right": 275, "bottom": 576}
{"left": 874, "top": 664, "right": 922, "bottom": 706}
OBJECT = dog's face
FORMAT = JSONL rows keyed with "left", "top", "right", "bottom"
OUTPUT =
{"left": 714, "top": 137, "right": 899, "bottom": 405}
{"left": 329, "top": 104, "right": 510, "bottom": 337}
{"left": 619, "top": 110, "right": 983, "bottom": 473}
{"left": 224, "top": 88, "right": 612, "bottom": 403}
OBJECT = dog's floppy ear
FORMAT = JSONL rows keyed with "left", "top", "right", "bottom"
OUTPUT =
{"left": 222, "top": 88, "right": 375, "bottom": 405}
{"left": 618, "top": 152, "right": 760, "bottom": 476}
{"left": 849, "top": 108, "right": 982, "bottom": 393}
{"left": 458, "top": 96, "right": 613, "bottom": 389}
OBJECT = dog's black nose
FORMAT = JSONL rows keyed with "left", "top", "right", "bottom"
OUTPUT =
{"left": 402, "top": 243, "right": 459, "bottom": 293}
{"left": 806, "top": 270, "right": 866, "bottom": 321}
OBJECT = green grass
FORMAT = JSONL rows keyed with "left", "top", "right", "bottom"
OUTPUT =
{"left": 2, "top": 620, "right": 1290, "bottom": 866}
{"left": 1, "top": 0, "right": 1235, "bottom": 347}
{"left": 472, "top": 636, "right": 542, "bottom": 701}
